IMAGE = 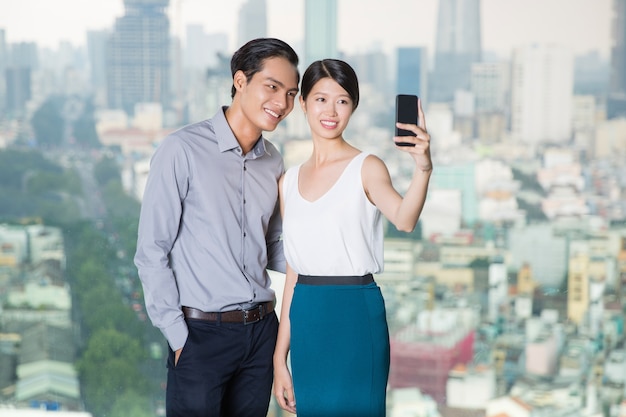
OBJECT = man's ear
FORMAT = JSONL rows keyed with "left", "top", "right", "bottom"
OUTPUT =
{"left": 233, "top": 70, "right": 247, "bottom": 93}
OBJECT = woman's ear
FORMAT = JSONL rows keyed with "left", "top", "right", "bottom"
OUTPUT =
{"left": 299, "top": 95, "right": 306, "bottom": 114}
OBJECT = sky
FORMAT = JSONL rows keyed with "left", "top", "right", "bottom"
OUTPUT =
{"left": 0, "top": 0, "right": 614, "bottom": 59}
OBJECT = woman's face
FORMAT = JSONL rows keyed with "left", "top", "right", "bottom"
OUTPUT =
{"left": 300, "top": 77, "right": 354, "bottom": 140}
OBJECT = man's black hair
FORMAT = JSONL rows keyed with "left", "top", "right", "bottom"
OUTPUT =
{"left": 230, "top": 38, "right": 300, "bottom": 98}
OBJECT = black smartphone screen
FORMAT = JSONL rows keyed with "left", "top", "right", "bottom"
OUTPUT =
{"left": 395, "top": 94, "right": 418, "bottom": 146}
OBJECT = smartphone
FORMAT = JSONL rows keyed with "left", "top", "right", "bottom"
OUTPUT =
{"left": 395, "top": 94, "right": 418, "bottom": 147}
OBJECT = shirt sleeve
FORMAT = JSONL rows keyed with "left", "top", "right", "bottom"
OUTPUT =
{"left": 134, "top": 136, "right": 190, "bottom": 351}
{"left": 266, "top": 199, "right": 286, "bottom": 273}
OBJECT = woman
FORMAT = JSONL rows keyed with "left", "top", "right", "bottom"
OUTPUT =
{"left": 273, "top": 59, "right": 432, "bottom": 417}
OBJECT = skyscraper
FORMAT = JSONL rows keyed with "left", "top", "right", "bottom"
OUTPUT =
{"left": 5, "top": 67, "right": 31, "bottom": 117}
{"left": 608, "top": 0, "right": 626, "bottom": 118}
{"left": 348, "top": 50, "right": 389, "bottom": 95}
{"left": 0, "top": 29, "right": 6, "bottom": 114}
{"left": 431, "top": 0, "right": 482, "bottom": 103}
{"left": 395, "top": 47, "right": 428, "bottom": 103}
{"left": 304, "top": 0, "right": 338, "bottom": 65}
{"left": 237, "top": 0, "right": 267, "bottom": 46}
{"left": 510, "top": 45, "right": 573, "bottom": 144}
{"left": 87, "top": 30, "right": 109, "bottom": 95}
{"left": 106, "top": 0, "right": 171, "bottom": 116}
{"left": 4, "top": 42, "right": 37, "bottom": 118}
{"left": 184, "top": 25, "right": 228, "bottom": 71}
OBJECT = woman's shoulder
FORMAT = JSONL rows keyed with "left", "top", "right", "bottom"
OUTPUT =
{"left": 281, "top": 163, "right": 301, "bottom": 187}
{"left": 361, "top": 153, "right": 390, "bottom": 180}
{"left": 361, "top": 152, "right": 385, "bottom": 167}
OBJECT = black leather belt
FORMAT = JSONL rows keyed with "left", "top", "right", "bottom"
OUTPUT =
{"left": 298, "top": 274, "right": 374, "bottom": 285}
{"left": 182, "top": 301, "right": 274, "bottom": 325}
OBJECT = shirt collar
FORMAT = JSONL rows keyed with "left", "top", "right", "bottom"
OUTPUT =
{"left": 213, "top": 106, "right": 270, "bottom": 159}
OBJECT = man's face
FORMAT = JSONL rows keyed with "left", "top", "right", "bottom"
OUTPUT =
{"left": 236, "top": 57, "right": 300, "bottom": 132}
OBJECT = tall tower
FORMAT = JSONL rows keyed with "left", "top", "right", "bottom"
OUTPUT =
{"left": 185, "top": 25, "right": 228, "bottom": 71}
{"left": 0, "top": 29, "right": 7, "bottom": 115}
{"left": 238, "top": 0, "right": 267, "bottom": 46}
{"left": 348, "top": 50, "right": 389, "bottom": 94}
{"left": 395, "top": 47, "right": 428, "bottom": 103}
{"left": 510, "top": 44, "right": 573, "bottom": 144}
{"left": 106, "top": 0, "right": 171, "bottom": 116}
{"left": 608, "top": 0, "right": 626, "bottom": 118}
{"left": 431, "top": 0, "right": 482, "bottom": 103}
{"left": 87, "top": 30, "right": 109, "bottom": 103}
{"left": 304, "top": 0, "right": 338, "bottom": 66}
{"left": 5, "top": 42, "right": 37, "bottom": 118}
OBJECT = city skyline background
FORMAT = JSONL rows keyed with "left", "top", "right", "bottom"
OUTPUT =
{"left": 0, "top": 0, "right": 614, "bottom": 60}
{"left": 1, "top": 0, "right": 626, "bottom": 416}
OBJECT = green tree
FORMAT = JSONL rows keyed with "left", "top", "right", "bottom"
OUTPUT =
{"left": 103, "top": 180, "right": 140, "bottom": 219}
{"left": 76, "top": 328, "right": 150, "bottom": 417}
{"left": 108, "top": 391, "right": 154, "bottom": 417}
{"left": 31, "top": 96, "right": 65, "bottom": 147}
{"left": 0, "top": 149, "right": 85, "bottom": 224}
{"left": 94, "top": 155, "right": 121, "bottom": 186}
{"left": 73, "top": 99, "right": 101, "bottom": 148}
{"left": 26, "top": 170, "right": 82, "bottom": 195}
{"left": 0, "top": 149, "right": 59, "bottom": 190}
{"left": 80, "top": 283, "right": 143, "bottom": 337}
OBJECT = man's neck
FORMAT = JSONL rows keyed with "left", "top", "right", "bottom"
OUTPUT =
{"left": 224, "top": 105, "right": 262, "bottom": 155}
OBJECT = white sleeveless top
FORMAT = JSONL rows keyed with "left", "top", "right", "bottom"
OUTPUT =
{"left": 282, "top": 152, "right": 384, "bottom": 276}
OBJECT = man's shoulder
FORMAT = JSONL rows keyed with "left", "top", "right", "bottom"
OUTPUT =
{"left": 174, "top": 119, "right": 214, "bottom": 137}
{"left": 160, "top": 119, "right": 215, "bottom": 146}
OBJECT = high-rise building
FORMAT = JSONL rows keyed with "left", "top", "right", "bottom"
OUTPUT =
{"left": 237, "top": 0, "right": 267, "bottom": 46}
{"left": 5, "top": 67, "right": 31, "bottom": 117}
{"left": 304, "top": 0, "right": 338, "bottom": 66}
{"left": 618, "top": 237, "right": 626, "bottom": 304}
{"left": 431, "top": 0, "right": 482, "bottom": 103}
{"left": 106, "top": 0, "right": 171, "bottom": 116}
{"left": 348, "top": 50, "right": 389, "bottom": 95}
{"left": 0, "top": 29, "right": 6, "bottom": 115}
{"left": 395, "top": 47, "right": 428, "bottom": 103}
{"left": 471, "top": 62, "right": 509, "bottom": 113}
{"left": 567, "top": 241, "right": 609, "bottom": 329}
{"left": 510, "top": 44, "right": 573, "bottom": 144}
{"left": 4, "top": 42, "right": 37, "bottom": 117}
{"left": 470, "top": 61, "right": 510, "bottom": 142}
{"left": 87, "top": 30, "right": 109, "bottom": 97}
{"left": 9, "top": 42, "right": 38, "bottom": 69}
{"left": 184, "top": 25, "right": 228, "bottom": 71}
{"left": 608, "top": 0, "right": 626, "bottom": 118}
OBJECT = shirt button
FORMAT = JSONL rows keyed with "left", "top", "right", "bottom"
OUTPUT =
{"left": 243, "top": 166, "right": 247, "bottom": 171}
{"left": 244, "top": 232, "right": 247, "bottom": 237}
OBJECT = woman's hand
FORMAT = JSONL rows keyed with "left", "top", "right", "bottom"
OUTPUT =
{"left": 394, "top": 98, "right": 432, "bottom": 172}
{"left": 273, "top": 362, "right": 297, "bottom": 414}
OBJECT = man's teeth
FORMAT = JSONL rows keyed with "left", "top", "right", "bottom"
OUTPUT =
{"left": 266, "top": 109, "right": 280, "bottom": 118}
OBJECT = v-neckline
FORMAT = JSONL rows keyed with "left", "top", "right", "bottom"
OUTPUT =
{"left": 296, "top": 153, "right": 363, "bottom": 204}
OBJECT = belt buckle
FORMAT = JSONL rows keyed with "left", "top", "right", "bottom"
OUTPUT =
{"left": 243, "top": 305, "right": 262, "bottom": 325}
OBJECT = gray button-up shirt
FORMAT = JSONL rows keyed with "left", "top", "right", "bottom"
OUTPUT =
{"left": 134, "top": 107, "right": 286, "bottom": 351}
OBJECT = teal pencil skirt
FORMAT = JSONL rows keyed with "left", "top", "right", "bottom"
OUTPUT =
{"left": 289, "top": 275, "right": 390, "bottom": 417}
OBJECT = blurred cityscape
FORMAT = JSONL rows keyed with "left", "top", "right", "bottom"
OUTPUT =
{"left": 0, "top": 0, "right": 626, "bottom": 416}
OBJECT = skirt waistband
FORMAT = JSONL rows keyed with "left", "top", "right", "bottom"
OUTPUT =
{"left": 297, "top": 274, "right": 374, "bottom": 286}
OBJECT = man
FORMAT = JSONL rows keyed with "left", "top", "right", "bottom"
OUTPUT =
{"left": 134, "top": 38, "right": 300, "bottom": 417}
